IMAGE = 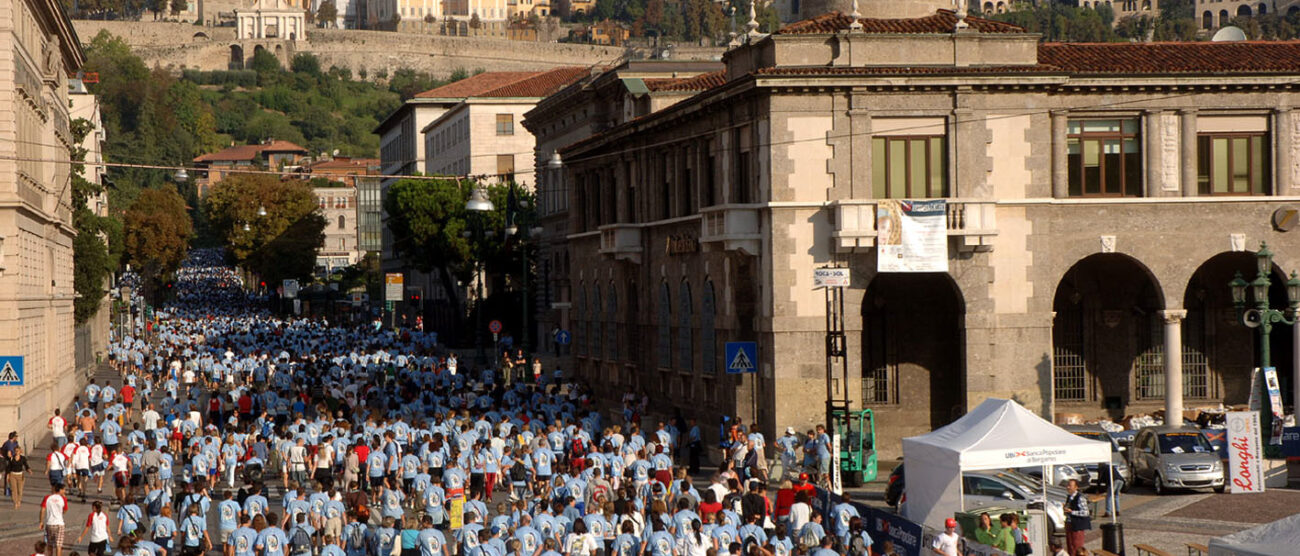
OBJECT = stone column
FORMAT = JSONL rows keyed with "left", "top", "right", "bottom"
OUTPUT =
{"left": 1145, "top": 110, "right": 1162, "bottom": 198}
{"left": 1275, "top": 108, "right": 1292, "bottom": 195}
{"left": 1180, "top": 109, "right": 1198, "bottom": 197}
{"left": 1051, "top": 110, "right": 1068, "bottom": 198}
{"left": 1161, "top": 309, "right": 1187, "bottom": 426}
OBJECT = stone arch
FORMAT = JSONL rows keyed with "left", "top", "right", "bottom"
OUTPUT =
{"left": 1237, "top": 4, "right": 1252, "bottom": 17}
{"left": 338, "top": 215, "right": 345, "bottom": 229}
{"left": 274, "top": 44, "right": 284, "bottom": 59}
{"left": 1257, "top": 3, "right": 1266, "bottom": 15}
{"left": 1052, "top": 253, "right": 1165, "bottom": 414}
{"left": 995, "top": 1, "right": 1006, "bottom": 13}
{"left": 230, "top": 44, "right": 245, "bottom": 69}
{"left": 1182, "top": 252, "right": 1294, "bottom": 407}
{"left": 658, "top": 282, "right": 672, "bottom": 369}
{"left": 983, "top": 2, "right": 993, "bottom": 13}
{"left": 862, "top": 272, "right": 965, "bottom": 430}
{"left": 1203, "top": 10, "right": 1214, "bottom": 29}
{"left": 193, "top": 31, "right": 210, "bottom": 41}
{"left": 1290, "top": 5, "right": 1300, "bottom": 17}
{"left": 1220, "top": 9, "right": 1229, "bottom": 25}
{"left": 1142, "top": 0, "right": 1151, "bottom": 9}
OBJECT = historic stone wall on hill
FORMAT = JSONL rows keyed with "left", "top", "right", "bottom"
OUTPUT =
{"left": 72, "top": 20, "right": 634, "bottom": 77}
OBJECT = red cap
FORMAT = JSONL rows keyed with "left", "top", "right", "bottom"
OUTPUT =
{"left": 799, "top": 473, "right": 809, "bottom": 481}
{"left": 945, "top": 518, "right": 958, "bottom": 529}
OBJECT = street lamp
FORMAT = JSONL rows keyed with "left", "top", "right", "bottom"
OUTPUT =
{"left": 173, "top": 168, "right": 189, "bottom": 182}
{"left": 1229, "top": 242, "right": 1300, "bottom": 452}
{"left": 504, "top": 184, "right": 540, "bottom": 367}
{"left": 466, "top": 185, "right": 494, "bottom": 366}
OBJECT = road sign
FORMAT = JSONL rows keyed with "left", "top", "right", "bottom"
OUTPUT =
{"left": 385, "top": 273, "right": 404, "bottom": 301}
{"left": 555, "top": 329, "right": 571, "bottom": 345}
{"left": 351, "top": 292, "right": 364, "bottom": 307}
{"left": 0, "top": 356, "right": 24, "bottom": 386}
{"left": 813, "top": 267, "right": 851, "bottom": 288}
{"left": 282, "top": 279, "right": 299, "bottom": 299}
{"left": 489, "top": 320, "right": 503, "bottom": 334}
{"left": 725, "top": 342, "right": 757, "bottom": 374}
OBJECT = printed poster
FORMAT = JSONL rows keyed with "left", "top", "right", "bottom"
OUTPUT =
{"left": 449, "top": 497, "right": 465, "bottom": 529}
{"left": 877, "top": 199, "right": 948, "bottom": 273}
{"left": 1264, "top": 367, "right": 1285, "bottom": 445}
{"left": 1226, "top": 411, "right": 1265, "bottom": 494}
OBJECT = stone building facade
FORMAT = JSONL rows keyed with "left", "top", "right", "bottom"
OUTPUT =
{"left": 542, "top": 9, "right": 1300, "bottom": 456}
{"left": 0, "top": 0, "right": 85, "bottom": 442}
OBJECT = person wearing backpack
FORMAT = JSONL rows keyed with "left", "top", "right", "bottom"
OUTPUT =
{"left": 287, "top": 512, "right": 316, "bottom": 556}
{"left": 797, "top": 512, "right": 825, "bottom": 554}
{"left": 843, "top": 517, "right": 872, "bottom": 556}
{"left": 178, "top": 504, "right": 212, "bottom": 556}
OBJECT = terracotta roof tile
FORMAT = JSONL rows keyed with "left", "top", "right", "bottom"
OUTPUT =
{"left": 308, "top": 157, "right": 380, "bottom": 170}
{"left": 414, "top": 71, "right": 541, "bottom": 98}
{"left": 476, "top": 67, "right": 591, "bottom": 98}
{"left": 777, "top": 9, "right": 1023, "bottom": 35}
{"left": 645, "top": 70, "right": 728, "bottom": 92}
{"left": 194, "top": 140, "right": 308, "bottom": 162}
{"left": 1038, "top": 41, "right": 1300, "bottom": 74}
{"left": 753, "top": 65, "right": 1057, "bottom": 77}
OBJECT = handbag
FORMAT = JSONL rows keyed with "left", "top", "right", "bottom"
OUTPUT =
{"left": 1013, "top": 527, "right": 1032, "bottom": 556}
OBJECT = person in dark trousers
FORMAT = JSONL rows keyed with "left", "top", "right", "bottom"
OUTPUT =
{"left": 1063, "top": 478, "right": 1091, "bottom": 556}
{"left": 687, "top": 419, "right": 703, "bottom": 475}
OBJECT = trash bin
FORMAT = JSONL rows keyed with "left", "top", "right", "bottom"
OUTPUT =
{"left": 1101, "top": 522, "right": 1125, "bottom": 556}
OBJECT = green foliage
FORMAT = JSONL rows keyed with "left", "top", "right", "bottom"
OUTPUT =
{"left": 250, "top": 48, "right": 282, "bottom": 77}
{"left": 69, "top": 117, "right": 119, "bottom": 324}
{"left": 1115, "top": 14, "right": 1153, "bottom": 41}
{"left": 388, "top": 68, "right": 446, "bottom": 100}
{"left": 990, "top": 2, "right": 1116, "bottom": 42}
{"left": 124, "top": 186, "right": 194, "bottom": 303}
{"left": 291, "top": 52, "right": 323, "bottom": 77}
{"left": 170, "top": 0, "right": 186, "bottom": 14}
{"left": 204, "top": 174, "right": 327, "bottom": 285}
{"left": 317, "top": 0, "right": 338, "bottom": 26}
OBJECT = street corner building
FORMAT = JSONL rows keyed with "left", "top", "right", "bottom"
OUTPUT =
{"left": 0, "top": 0, "right": 86, "bottom": 442}
{"left": 527, "top": 8, "right": 1300, "bottom": 457}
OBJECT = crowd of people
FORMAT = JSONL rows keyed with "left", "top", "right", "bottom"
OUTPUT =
{"left": 22, "top": 249, "right": 870, "bottom": 556}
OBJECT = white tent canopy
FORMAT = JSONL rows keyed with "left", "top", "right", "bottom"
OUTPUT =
{"left": 901, "top": 398, "right": 1112, "bottom": 529}
{"left": 1209, "top": 513, "right": 1300, "bottom": 556}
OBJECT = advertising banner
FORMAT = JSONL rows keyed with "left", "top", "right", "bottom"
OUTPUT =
{"left": 1282, "top": 427, "right": 1300, "bottom": 458}
{"left": 1264, "top": 367, "right": 1285, "bottom": 445}
{"left": 1248, "top": 368, "right": 1261, "bottom": 411}
{"left": 877, "top": 199, "right": 948, "bottom": 273}
{"left": 1226, "top": 411, "right": 1265, "bottom": 494}
{"left": 384, "top": 273, "right": 404, "bottom": 302}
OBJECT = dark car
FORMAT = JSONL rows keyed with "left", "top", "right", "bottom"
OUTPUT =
{"left": 885, "top": 463, "right": 904, "bottom": 508}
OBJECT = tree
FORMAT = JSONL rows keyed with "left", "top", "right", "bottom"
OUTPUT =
{"left": 291, "top": 52, "right": 323, "bottom": 76}
{"left": 69, "top": 118, "right": 118, "bottom": 324}
{"left": 317, "top": 0, "right": 338, "bottom": 27}
{"left": 250, "top": 48, "right": 282, "bottom": 77}
{"left": 470, "top": 13, "right": 482, "bottom": 29}
{"left": 1115, "top": 14, "right": 1153, "bottom": 41}
{"left": 170, "top": 0, "right": 186, "bottom": 15}
{"left": 204, "top": 174, "right": 326, "bottom": 285}
{"left": 123, "top": 187, "right": 194, "bottom": 303}
{"left": 391, "top": 12, "right": 402, "bottom": 29}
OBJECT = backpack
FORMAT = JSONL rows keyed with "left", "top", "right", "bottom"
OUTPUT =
{"left": 289, "top": 526, "right": 313, "bottom": 556}
{"left": 569, "top": 438, "right": 585, "bottom": 457}
{"left": 849, "top": 533, "right": 868, "bottom": 555}
{"left": 347, "top": 525, "right": 367, "bottom": 551}
{"left": 510, "top": 461, "right": 527, "bottom": 483}
{"left": 147, "top": 494, "right": 164, "bottom": 516}
{"left": 245, "top": 462, "right": 264, "bottom": 484}
{"left": 799, "top": 527, "right": 820, "bottom": 552}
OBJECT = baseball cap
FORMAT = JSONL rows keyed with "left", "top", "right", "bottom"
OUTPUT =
{"left": 490, "top": 526, "right": 501, "bottom": 535}
{"left": 799, "top": 473, "right": 809, "bottom": 481}
{"left": 785, "top": 426, "right": 796, "bottom": 435}
{"left": 945, "top": 518, "right": 957, "bottom": 529}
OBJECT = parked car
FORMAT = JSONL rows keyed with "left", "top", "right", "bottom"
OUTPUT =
{"left": 1014, "top": 464, "right": 1089, "bottom": 488}
{"left": 1127, "top": 426, "right": 1225, "bottom": 494}
{"left": 960, "top": 469, "right": 1068, "bottom": 535}
{"left": 1062, "top": 424, "right": 1133, "bottom": 492}
{"left": 885, "top": 464, "right": 905, "bottom": 508}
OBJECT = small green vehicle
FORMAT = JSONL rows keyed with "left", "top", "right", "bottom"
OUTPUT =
{"left": 832, "top": 407, "right": 878, "bottom": 486}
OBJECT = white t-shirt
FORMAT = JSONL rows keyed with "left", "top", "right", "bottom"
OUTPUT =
{"left": 90, "top": 444, "right": 105, "bottom": 466}
{"left": 86, "top": 511, "right": 110, "bottom": 542}
{"left": 112, "top": 453, "right": 130, "bottom": 474}
{"left": 931, "top": 531, "right": 960, "bottom": 556}
{"left": 142, "top": 410, "right": 161, "bottom": 431}
{"left": 50, "top": 416, "right": 66, "bottom": 438}
{"left": 47, "top": 451, "right": 67, "bottom": 472}
{"left": 788, "top": 502, "right": 811, "bottom": 535}
{"left": 42, "top": 494, "right": 67, "bottom": 526}
{"left": 72, "top": 445, "right": 91, "bottom": 470}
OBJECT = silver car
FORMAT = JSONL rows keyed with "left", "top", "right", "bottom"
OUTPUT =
{"left": 961, "top": 470, "right": 1068, "bottom": 535}
{"left": 1062, "top": 424, "right": 1133, "bottom": 492}
{"left": 1127, "top": 426, "right": 1225, "bottom": 494}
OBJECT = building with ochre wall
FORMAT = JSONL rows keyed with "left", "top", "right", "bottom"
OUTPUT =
{"left": 548, "top": 9, "right": 1300, "bottom": 456}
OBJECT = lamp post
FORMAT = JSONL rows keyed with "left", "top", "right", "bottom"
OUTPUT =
{"left": 504, "top": 183, "right": 541, "bottom": 364}
{"left": 466, "top": 186, "right": 494, "bottom": 366}
{"left": 1229, "top": 242, "right": 1300, "bottom": 453}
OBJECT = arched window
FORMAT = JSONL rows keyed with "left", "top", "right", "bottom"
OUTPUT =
{"left": 591, "top": 286, "right": 602, "bottom": 358}
{"left": 678, "top": 281, "right": 693, "bottom": 371}
{"left": 1257, "top": 3, "right": 1267, "bottom": 15}
{"left": 701, "top": 281, "right": 717, "bottom": 376}
{"left": 1202, "top": 11, "right": 1213, "bottom": 29}
{"left": 338, "top": 215, "right": 346, "bottom": 229}
{"left": 1237, "top": 5, "right": 1251, "bottom": 17}
{"left": 606, "top": 281, "right": 618, "bottom": 361}
{"left": 658, "top": 283, "right": 672, "bottom": 369}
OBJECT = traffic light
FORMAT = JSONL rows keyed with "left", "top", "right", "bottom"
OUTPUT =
{"left": 165, "top": 282, "right": 173, "bottom": 290}
{"left": 260, "top": 281, "right": 267, "bottom": 288}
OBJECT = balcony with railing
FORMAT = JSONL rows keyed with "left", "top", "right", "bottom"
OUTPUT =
{"left": 598, "top": 223, "right": 643, "bottom": 264}
{"left": 830, "top": 199, "right": 998, "bottom": 253}
{"left": 700, "top": 204, "right": 761, "bottom": 256}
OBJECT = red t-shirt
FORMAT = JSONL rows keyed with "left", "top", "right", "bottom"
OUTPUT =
{"left": 238, "top": 395, "right": 252, "bottom": 413}
{"left": 354, "top": 445, "right": 370, "bottom": 464}
{"left": 120, "top": 385, "right": 135, "bottom": 404}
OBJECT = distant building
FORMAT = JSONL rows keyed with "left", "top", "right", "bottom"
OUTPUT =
{"left": 421, "top": 66, "right": 591, "bottom": 188}
{"left": 311, "top": 0, "right": 366, "bottom": 28}
{"left": 236, "top": 0, "right": 307, "bottom": 41}
{"left": 192, "top": 140, "right": 310, "bottom": 197}
{"left": 305, "top": 156, "right": 380, "bottom": 268}
{"left": 68, "top": 79, "right": 113, "bottom": 381}
{"left": 0, "top": 0, "right": 86, "bottom": 443}
{"left": 571, "top": 20, "right": 629, "bottom": 45}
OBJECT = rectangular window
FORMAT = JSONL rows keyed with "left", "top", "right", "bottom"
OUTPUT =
{"left": 1197, "top": 134, "right": 1269, "bottom": 195}
{"left": 497, "top": 154, "right": 515, "bottom": 182}
{"left": 496, "top": 114, "right": 514, "bottom": 136}
{"left": 1066, "top": 119, "right": 1142, "bottom": 197}
{"left": 871, "top": 136, "right": 948, "bottom": 198}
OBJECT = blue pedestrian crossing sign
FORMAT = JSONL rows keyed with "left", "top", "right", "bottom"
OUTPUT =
{"left": 555, "top": 330, "right": 571, "bottom": 345}
{"left": 725, "top": 342, "right": 757, "bottom": 374}
{"left": 0, "top": 356, "right": 24, "bottom": 386}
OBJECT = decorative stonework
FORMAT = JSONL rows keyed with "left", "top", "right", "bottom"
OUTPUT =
{"left": 1292, "top": 111, "right": 1300, "bottom": 188}
{"left": 1161, "top": 112, "right": 1180, "bottom": 192}
{"left": 1231, "top": 233, "right": 1246, "bottom": 252}
{"left": 1100, "top": 235, "right": 1116, "bottom": 253}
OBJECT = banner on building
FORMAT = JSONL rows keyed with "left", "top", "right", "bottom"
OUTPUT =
{"left": 1226, "top": 411, "right": 1265, "bottom": 494}
{"left": 1264, "top": 367, "right": 1286, "bottom": 445}
{"left": 876, "top": 199, "right": 948, "bottom": 273}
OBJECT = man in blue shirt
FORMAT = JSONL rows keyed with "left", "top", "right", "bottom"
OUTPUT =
{"left": 217, "top": 490, "right": 241, "bottom": 546}
{"left": 179, "top": 504, "right": 211, "bottom": 556}
{"left": 416, "top": 515, "right": 449, "bottom": 556}
{"left": 256, "top": 512, "right": 290, "bottom": 556}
